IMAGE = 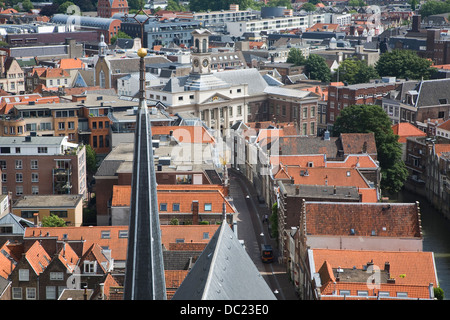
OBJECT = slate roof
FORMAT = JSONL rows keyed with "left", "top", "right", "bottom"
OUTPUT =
{"left": 303, "top": 202, "right": 422, "bottom": 238}
{"left": 274, "top": 136, "right": 343, "bottom": 159}
{"left": 415, "top": 78, "right": 450, "bottom": 108}
{"left": 172, "top": 220, "right": 276, "bottom": 300}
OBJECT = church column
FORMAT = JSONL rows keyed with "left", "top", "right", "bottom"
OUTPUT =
{"left": 206, "top": 108, "right": 212, "bottom": 128}
{"left": 224, "top": 106, "right": 229, "bottom": 130}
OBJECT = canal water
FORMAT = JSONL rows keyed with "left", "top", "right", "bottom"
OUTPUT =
{"left": 394, "top": 189, "right": 450, "bottom": 300}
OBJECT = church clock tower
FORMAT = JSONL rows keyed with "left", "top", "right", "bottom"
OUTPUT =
{"left": 191, "top": 29, "right": 213, "bottom": 75}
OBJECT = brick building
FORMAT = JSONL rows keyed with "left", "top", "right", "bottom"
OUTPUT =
{"left": 327, "top": 80, "right": 400, "bottom": 126}
{"left": 0, "top": 135, "right": 86, "bottom": 200}
{"left": 97, "top": 0, "right": 129, "bottom": 18}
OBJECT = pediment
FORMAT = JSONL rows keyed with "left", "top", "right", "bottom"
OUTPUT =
{"left": 200, "top": 92, "right": 232, "bottom": 104}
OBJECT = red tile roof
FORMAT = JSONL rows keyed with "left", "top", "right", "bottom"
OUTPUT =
{"left": 312, "top": 249, "right": 437, "bottom": 299}
{"left": 25, "top": 240, "right": 51, "bottom": 275}
{"left": 304, "top": 202, "right": 422, "bottom": 238}
{"left": 151, "top": 126, "right": 215, "bottom": 144}
{"left": 23, "top": 224, "right": 220, "bottom": 260}
{"left": 39, "top": 68, "right": 70, "bottom": 79}
{"left": 111, "top": 185, "right": 235, "bottom": 214}
{"left": 340, "top": 133, "right": 377, "bottom": 156}
{"left": 0, "top": 241, "right": 22, "bottom": 279}
{"left": 392, "top": 122, "right": 427, "bottom": 143}
{"left": 59, "top": 58, "right": 85, "bottom": 70}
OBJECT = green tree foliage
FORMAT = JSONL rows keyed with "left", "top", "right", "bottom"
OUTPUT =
{"left": 57, "top": 1, "right": 75, "bottom": 14}
{"left": 42, "top": 214, "right": 67, "bottom": 227}
{"left": 334, "top": 58, "right": 379, "bottom": 85}
{"left": 375, "top": 49, "right": 436, "bottom": 80}
{"left": 22, "top": 0, "right": 33, "bottom": 12}
{"left": 301, "top": 2, "right": 316, "bottom": 11}
{"left": 110, "top": 30, "right": 132, "bottom": 45}
{"left": 348, "top": 0, "right": 366, "bottom": 7}
{"left": 286, "top": 48, "right": 306, "bottom": 66}
{"left": 85, "top": 144, "right": 98, "bottom": 174}
{"left": 419, "top": 0, "right": 450, "bottom": 17}
{"left": 165, "top": 0, "right": 188, "bottom": 11}
{"left": 265, "top": 0, "right": 292, "bottom": 9}
{"left": 332, "top": 104, "right": 408, "bottom": 194}
{"left": 304, "top": 54, "right": 331, "bottom": 83}
{"left": 434, "top": 287, "right": 445, "bottom": 300}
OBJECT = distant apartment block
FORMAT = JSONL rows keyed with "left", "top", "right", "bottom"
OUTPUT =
{"left": 0, "top": 135, "right": 86, "bottom": 200}
{"left": 225, "top": 13, "right": 326, "bottom": 37}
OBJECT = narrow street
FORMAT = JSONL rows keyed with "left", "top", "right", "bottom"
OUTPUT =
{"left": 228, "top": 168, "right": 298, "bottom": 300}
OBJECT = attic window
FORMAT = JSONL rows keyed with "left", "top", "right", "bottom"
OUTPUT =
{"left": 101, "top": 231, "right": 110, "bottom": 239}
{"left": 439, "top": 99, "right": 448, "bottom": 104}
{"left": 203, "top": 232, "right": 209, "bottom": 240}
{"left": 118, "top": 230, "right": 128, "bottom": 238}
{"left": 346, "top": 171, "right": 351, "bottom": 176}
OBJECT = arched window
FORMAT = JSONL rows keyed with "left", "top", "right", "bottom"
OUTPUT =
{"left": 99, "top": 70, "right": 106, "bottom": 88}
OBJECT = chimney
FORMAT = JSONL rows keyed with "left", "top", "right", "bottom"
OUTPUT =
{"left": 384, "top": 261, "right": 390, "bottom": 273}
{"left": 33, "top": 212, "right": 39, "bottom": 226}
{"left": 222, "top": 202, "right": 227, "bottom": 222}
{"left": 295, "top": 185, "right": 299, "bottom": 195}
{"left": 192, "top": 200, "right": 199, "bottom": 225}
{"left": 412, "top": 15, "right": 421, "bottom": 33}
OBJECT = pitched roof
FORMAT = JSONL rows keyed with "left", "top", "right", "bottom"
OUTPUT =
{"left": 311, "top": 249, "right": 438, "bottom": 299}
{"left": 275, "top": 136, "right": 342, "bottom": 159}
{"left": 437, "top": 118, "right": 450, "bottom": 131}
{"left": 434, "top": 144, "right": 450, "bottom": 157}
{"left": 392, "top": 123, "right": 427, "bottom": 143}
{"left": 172, "top": 221, "right": 276, "bottom": 300}
{"left": 340, "top": 132, "right": 377, "bottom": 157}
{"left": 25, "top": 240, "right": 51, "bottom": 275}
{"left": 59, "top": 58, "right": 85, "bottom": 70}
{"left": 303, "top": 202, "right": 422, "bottom": 238}
{"left": 0, "top": 241, "right": 22, "bottom": 279}
{"left": 111, "top": 185, "right": 235, "bottom": 214}
{"left": 415, "top": 78, "right": 450, "bottom": 108}
{"left": 39, "top": 68, "right": 70, "bottom": 79}
{"left": 151, "top": 126, "right": 215, "bottom": 144}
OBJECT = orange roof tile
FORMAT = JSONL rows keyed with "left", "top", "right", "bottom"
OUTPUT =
{"left": 39, "top": 68, "right": 70, "bottom": 79}
{"left": 325, "top": 154, "right": 378, "bottom": 168}
{"left": 270, "top": 154, "right": 326, "bottom": 168}
{"left": 392, "top": 123, "right": 427, "bottom": 143}
{"left": 59, "top": 58, "right": 85, "bottom": 70}
{"left": 24, "top": 224, "right": 220, "bottom": 260}
{"left": 437, "top": 118, "right": 450, "bottom": 131}
{"left": 304, "top": 202, "right": 421, "bottom": 237}
{"left": 434, "top": 144, "right": 450, "bottom": 157}
{"left": 312, "top": 249, "right": 437, "bottom": 299}
{"left": 25, "top": 240, "right": 51, "bottom": 275}
{"left": 0, "top": 241, "right": 22, "bottom": 279}
{"left": 111, "top": 185, "right": 235, "bottom": 214}
{"left": 151, "top": 126, "right": 215, "bottom": 144}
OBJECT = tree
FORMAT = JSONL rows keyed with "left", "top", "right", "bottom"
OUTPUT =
{"left": 332, "top": 104, "right": 409, "bottom": 194}
{"left": 301, "top": 2, "right": 316, "bottom": 12}
{"left": 42, "top": 214, "right": 67, "bottom": 227}
{"left": 304, "top": 54, "right": 331, "bottom": 83}
{"left": 22, "top": 0, "right": 33, "bottom": 12}
{"left": 348, "top": 0, "right": 366, "bottom": 7}
{"left": 419, "top": 0, "right": 450, "bottom": 18}
{"left": 110, "top": 30, "right": 132, "bottom": 45}
{"left": 57, "top": 1, "right": 76, "bottom": 14}
{"left": 165, "top": 0, "right": 188, "bottom": 11}
{"left": 286, "top": 48, "right": 306, "bottom": 66}
{"left": 375, "top": 49, "right": 436, "bottom": 80}
{"left": 334, "top": 58, "right": 378, "bottom": 85}
{"left": 85, "top": 144, "right": 97, "bottom": 174}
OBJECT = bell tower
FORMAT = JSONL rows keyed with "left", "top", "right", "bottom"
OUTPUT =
{"left": 191, "top": 29, "right": 213, "bottom": 75}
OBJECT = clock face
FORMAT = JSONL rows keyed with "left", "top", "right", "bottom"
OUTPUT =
{"left": 193, "top": 58, "right": 199, "bottom": 67}
{"left": 202, "top": 59, "right": 209, "bottom": 67}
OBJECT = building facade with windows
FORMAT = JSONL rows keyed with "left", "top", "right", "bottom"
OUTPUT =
{"left": 0, "top": 135, "right": 86, "bottom": 201}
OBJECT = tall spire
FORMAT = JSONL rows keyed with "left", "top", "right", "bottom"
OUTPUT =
{"left": 123, "top": 47, "right": 166, "bottom": 300}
